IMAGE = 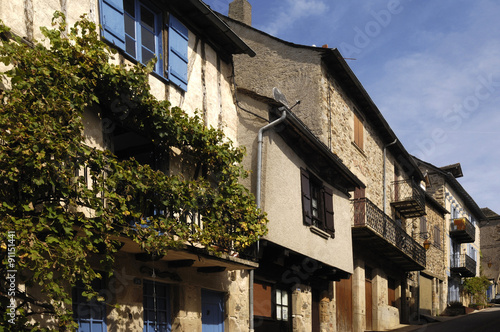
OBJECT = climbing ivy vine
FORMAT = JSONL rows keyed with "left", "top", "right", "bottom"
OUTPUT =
{"left": 0, "top": 13, "right": 266, "bottom": 330}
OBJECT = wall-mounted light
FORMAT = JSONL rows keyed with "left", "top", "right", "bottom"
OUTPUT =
{"left": 418, "top": 232, "right": 431, "bottom": 251}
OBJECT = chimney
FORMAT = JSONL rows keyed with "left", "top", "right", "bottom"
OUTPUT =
{"left": 228, "top": 0, "right": 252, "bottom": 26}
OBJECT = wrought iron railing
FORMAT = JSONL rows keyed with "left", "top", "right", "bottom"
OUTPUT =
{"left": 450, "top": 217, "right": 476, "bottom": 241}
{"left": 352, "top": 197, "right": 426, "bottom": 267}
{"left": 450, "top": 253, "right": 476, "bottom": 275}
{"left": 391, "top": 179, "right": 425, "bottom": 209}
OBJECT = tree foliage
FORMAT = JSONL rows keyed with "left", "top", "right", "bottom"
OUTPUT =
{"left": 463, "top": 275, "right": 490, "bottom": 306}
{"left": 0, "top": 13, "right": 267, "bottom": 330}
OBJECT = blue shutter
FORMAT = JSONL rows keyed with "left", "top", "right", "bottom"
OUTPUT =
{"left": 100, "top": 0, "right": 125, "bottom": 50}
{"left": 168, "top": 15, "right": 189, "bottom": 91}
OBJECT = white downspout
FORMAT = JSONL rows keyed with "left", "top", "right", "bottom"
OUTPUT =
{"left": 250, "top": 109, "right": 287, "bottom": 332}
{"left": 383, "top": 139, "right": 398, "bottom": 214}
{"left": 256, "top": 109, "right": 287, "bottom": 208}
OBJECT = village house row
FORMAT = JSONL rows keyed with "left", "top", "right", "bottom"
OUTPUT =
{"left": 2, "top": 0, "right": 497, "bottom": 331}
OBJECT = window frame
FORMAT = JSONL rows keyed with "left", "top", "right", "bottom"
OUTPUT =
{"left": 123, "top": 0, "right": 163, "bottom": 75}
{"left": 300, "top": 168, "right": 335, "bottom": 238}
{"left": 274, "top": 288, "right": 289, "bottom": 321}
{"left": 72, "top": 277, "right": 108, "bottom": 332}
{"left": 253, "top": 281, "right": 290, "bottom": 323}
{"left": 143, "top": 279, "right": 171, "bottom": 332}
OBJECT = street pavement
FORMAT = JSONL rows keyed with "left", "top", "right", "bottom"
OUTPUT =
{"left": 388, "top": 305, "right": 500, "bottom": 332}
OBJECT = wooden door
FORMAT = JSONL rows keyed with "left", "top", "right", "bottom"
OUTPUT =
{"left": 202, "top": 289, "right": 224, "bottom": 332}
{"left": 365, "top": 277, "right": 373, "bottom": 330}
{"left": 336, "top": 276, "right": 353, "bottom": 332}
{"left": 388, "top": 278, "right": 396, "bottom": 307}
{"left": 312, "top": 290, "right": 320, "bottom": 332}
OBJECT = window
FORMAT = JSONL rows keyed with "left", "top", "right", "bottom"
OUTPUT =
{"left": 73, "top": 277, "right": 107, "bottom": 332}
{"left": 124, "top": 0, "right": 161, "bottom": 70}
{"left": 353, "top": 111, "right": 364, "bottom": 150}
{"left": 99, "top": 0, "right": 188, "bottom": 90}
{"left": 275, "top": 288, "right": 289, "bottom": 321}
{"left": 253, "top": 282, "right": 290, "bottom": 323}
{"left": 300, "top": 169, "right": 335, "bottom": 238}
{"left": 143, "top": 280, "right": 170, "bottom": 332}
{"left": 468, "top": 245, "right": 477, "bottom": 262}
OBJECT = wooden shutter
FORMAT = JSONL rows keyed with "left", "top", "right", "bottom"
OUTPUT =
{"left": 300, "top": 169, "right": 312, "bottom": 226}
{"left": 420, "top": 217, "right": 427, "bottom": 234}
{"left": 100, "top": 0, "right": 125, "bottom": 50}
{"left": 253, "top": 282, "right": 272, "bottom": 318}
{"left": 323, "top": 186, "right": 335, "bottom": 237}
{"left": 168, "top": 15, "right": 189, "bottom": 91}
{"left": 434, "top": 226, "right": 440, "bottom": 248}
{"left": 354, "top": 112, "right": 364, "bottom": 150}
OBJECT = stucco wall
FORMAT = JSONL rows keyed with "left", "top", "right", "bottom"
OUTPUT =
{"left": 235, "top": 90, "right": 353, "bottom": 274}
{"left": 263, "top": 130, "right": 354, "bottom": 274}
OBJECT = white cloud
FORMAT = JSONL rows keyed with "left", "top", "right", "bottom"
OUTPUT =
{"left": 257, "top": 0, "right": 329, "bottom": 37}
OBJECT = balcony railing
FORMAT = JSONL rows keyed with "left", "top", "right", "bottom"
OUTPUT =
{"left": 450, "top": 253, "right": 476, "bottom": 277}
{"left": 390, "top": 179, "right": 425, "bottom": 218}
{"left": 352, "top": 198, "right": 426, "bottom": 271}
{"left": 449, "top": 217, "right": 475, "bottom": 243}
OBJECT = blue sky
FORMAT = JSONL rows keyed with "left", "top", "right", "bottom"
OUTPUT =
{"left": 204, "top": 0, "right": 500, "bottom": 215}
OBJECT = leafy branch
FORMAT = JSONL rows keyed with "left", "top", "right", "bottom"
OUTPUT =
{"left": 0, "top": 13, "right": 267, "bottom": 330}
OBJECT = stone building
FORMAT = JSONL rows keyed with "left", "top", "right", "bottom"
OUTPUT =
{"left": 480, "top": 208, "right": 500, "bottom": 302}
{"left": 413, "top": 158, "right": 486, "bottom": 307}
{"left": 1, "top": 0, "right": 259, "bottom": 330}
{"left": 407, "top": 193, "right": 448, "bottom": 317}
{"left": 236, "top": 86, "right": 364, "bottom": 331}
{"left": 223, "top": 1, "right": 428, "bottom": 330}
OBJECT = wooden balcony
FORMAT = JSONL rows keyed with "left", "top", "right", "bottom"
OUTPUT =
{"left": 352, "top": 198, "right": 426, "bottom": 271}
{"left": 449, "top": 217, "right": 475, "bottom": 243}
{"left": 450, "top": 253, "right": 476, "bottom": 277}
{"left": 390, "top": 179, "right": 425, "bottom": 218}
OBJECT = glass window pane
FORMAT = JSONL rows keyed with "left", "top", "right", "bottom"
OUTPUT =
{"left": 124, "top": 0, "right": 135, "bottom": 17}
{"left": 126, "top": 36, "right": 136, "bottom": 57}
{"left": 141, "top": 6, "right": 155, "bottom": 32}
{"left": 282, "top": 291, "right": 288, "bottom": 305}
{"left": 125, "top": 15, "right": 135, "bottom": 37}
{"left": 141, "top": 27, "right": 155, "bottom": 51}
{"left": 275, "top": 289, "right": 281, "bottom": 305}
{"left": 142, "top": 48, "right": 155, "bottom": 65}
{"left": 276, "top": 306, "right": 282, "bottom": 320}
{"left": 282, "top": 306, "right": 288, "bottom": 320}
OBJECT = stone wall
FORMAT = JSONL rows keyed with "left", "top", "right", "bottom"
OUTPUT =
{"left": 480, "top": 214, "right": 500, "bottom": 290}
{"left": 108, "top": 252, "right": 251, "bottom": 332}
